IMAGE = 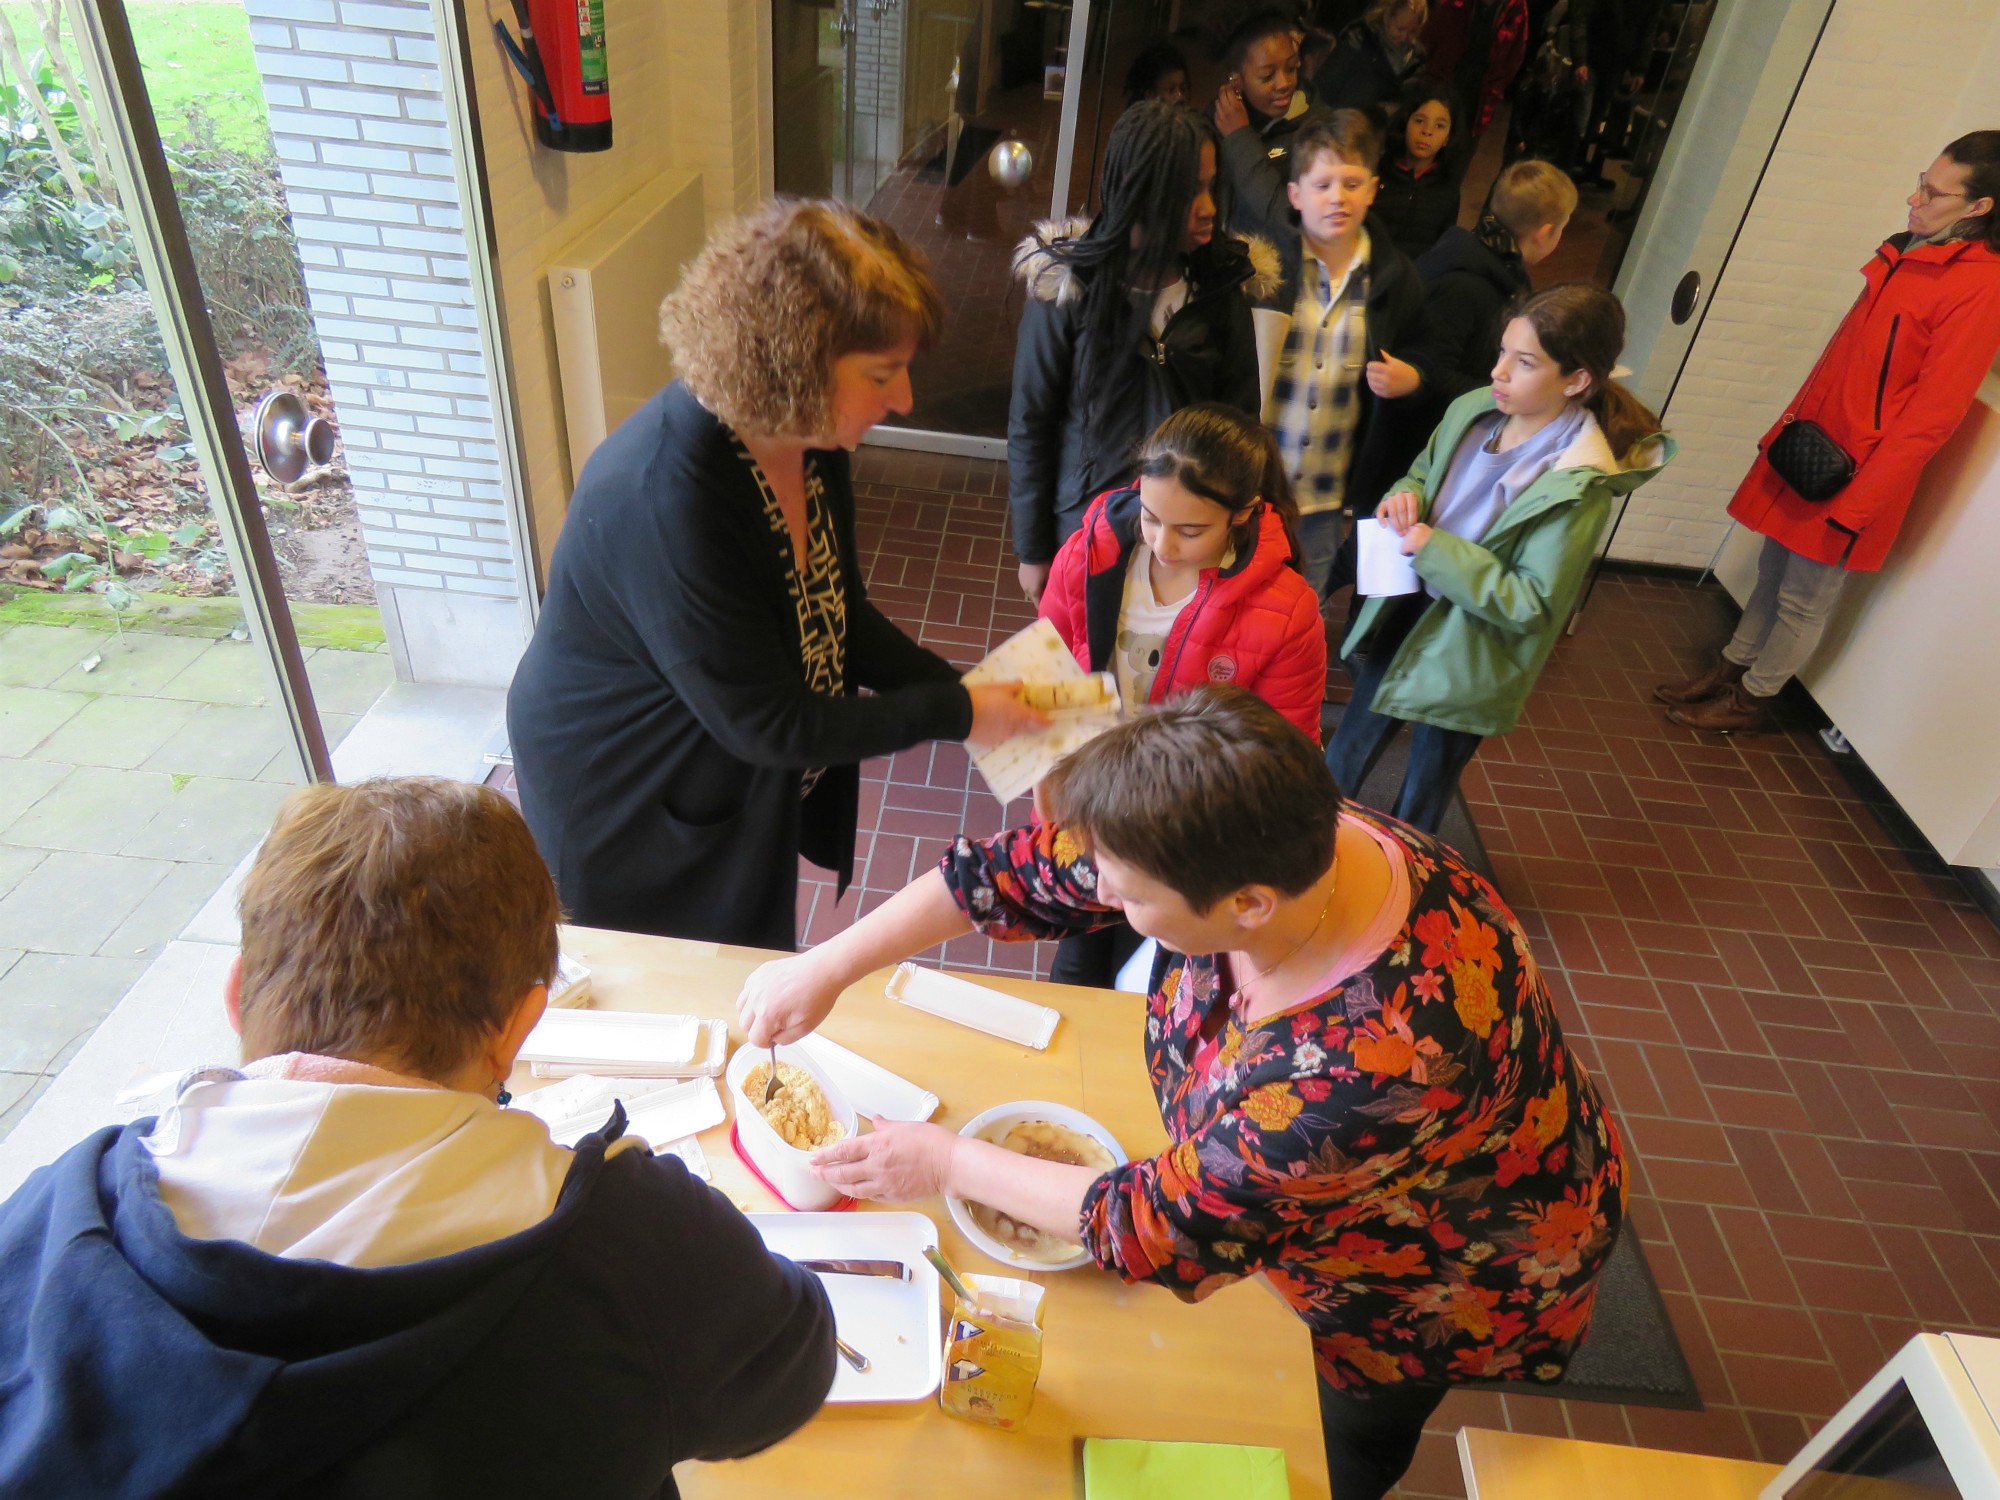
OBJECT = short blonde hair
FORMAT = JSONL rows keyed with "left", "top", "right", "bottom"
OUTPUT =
{"left": 658, "top": 198, "right": 945, "bottom": 439}
{"left": 1365, "top": 0, "right": 1429, "bottom": 31}
{"left": 1490, "top": 160, "right": 1578, "bottom": 239}
{"left": 236, "top": 778, "right": 560, "bottom": 1079}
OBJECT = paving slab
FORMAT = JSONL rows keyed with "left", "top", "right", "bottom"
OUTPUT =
{"left": 100, "top": 861, "right": 230, "bottom": 964}
{"left": 0, "top": 758, "right": 68, "bottom": 829}
{"left": 0, "top": 850, "right": 177, "bottom": 956}
{"left": 121, "top": 775, "right": 292, "bottom": 865}
{"left": 34, "top": 693, "right": 203, "bottom": 770}
{"left": 4, "top": 765, "right": 182, "bottom": 856}
{"left": 0, "top": 1072, "right": 49, "bottom": 1146}
{"left": 0, "top": 845, "right": 47, "bottom": 903}
{"left": 46, "top": 631, "right": 211, "bottom": 698}
{"left": 143, "top": 702, "right": 297, "bottom": 781}
{"left": 304, "top": 648, "right": 395, "bottom": 717}
{"left": 151, "top": 638, "right": 274, "bottom": 706}
{"left": 0, "top": 685, "right": 89, "bottom": 756}
{"left": 257, "top": 713, "right": 353, "bottom": 783}
{"left": 0, "top": 948, "right": 18, "bottom": 982}
{"left": 0, "top": 624, "right": 103, "bottom": 688}
{"left": 0, "top": 951, "right": 149, "bottom": 1074}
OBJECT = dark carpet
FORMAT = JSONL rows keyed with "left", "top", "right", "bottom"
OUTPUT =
{"left": 1330, "top": 703, "right": 1704, "bottom": 1411}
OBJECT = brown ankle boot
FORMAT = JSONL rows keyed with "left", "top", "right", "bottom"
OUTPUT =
{"left": 1653, "top": 655, "right": 1748, "bottom": 706}
{"left": 1668, "top": 682, "right": 1772, "bottom": 734}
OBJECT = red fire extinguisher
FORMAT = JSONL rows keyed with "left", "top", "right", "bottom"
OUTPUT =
{"left": 495, "top": 0, "right": 611, "bottom": 153}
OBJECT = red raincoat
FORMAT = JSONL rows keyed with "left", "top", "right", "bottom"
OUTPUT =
{"left": 1039, "top": 486, "right": 1327, "bottom": 741}
{"left": 1730, "top": 235, "right": 2000, "bottom": 572}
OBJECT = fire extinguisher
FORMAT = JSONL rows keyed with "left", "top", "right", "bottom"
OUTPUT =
{"left": 494, "top": 0, "right": 611, "bottom": 153}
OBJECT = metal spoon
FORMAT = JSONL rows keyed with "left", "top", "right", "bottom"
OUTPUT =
{"left": 834, "top": 1335, "right": 870, "bottom": 1373}
{"left": 762, "top": 1044, "right": 782, "bottom": 1105}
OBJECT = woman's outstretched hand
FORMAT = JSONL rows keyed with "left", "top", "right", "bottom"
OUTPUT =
{"left": 810, "top": 1115, "right": 959, "bottom": 1202}
{"left": 966, "top": 681, "right": 1049, "bottom": 748}
{"left": 737, "top": 951, "right": 844, "bottom": 1046}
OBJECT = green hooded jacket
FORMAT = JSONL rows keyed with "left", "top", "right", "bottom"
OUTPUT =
{"left": 1345, "top": 388, "right": 1676, "bottom": 738}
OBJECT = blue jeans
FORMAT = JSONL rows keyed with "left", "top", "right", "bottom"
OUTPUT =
{"left": 1325, "top": 595, "right": 1484, "bottom": 833}
{"left": 1296, "top": 509, "right": 1346, "bottom": 596}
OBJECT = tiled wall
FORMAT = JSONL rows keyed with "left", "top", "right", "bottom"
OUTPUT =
{"left": 1613, "top": 0, "right": 2000, "bottom": 567}
{"left": 244, "top": 0, "right": 528, "bottom": 686}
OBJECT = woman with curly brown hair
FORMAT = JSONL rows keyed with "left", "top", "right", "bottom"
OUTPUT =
{"left": 506, "top": 199, "right": 1044, "bottom": 948}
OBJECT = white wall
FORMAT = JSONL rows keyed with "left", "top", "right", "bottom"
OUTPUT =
{"left": 1611, "top": 0, "right": 2000, "bottom": 568}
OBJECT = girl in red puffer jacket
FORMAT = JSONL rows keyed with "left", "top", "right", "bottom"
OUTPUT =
{"left": 1042, "top": 402, "right": 1328, "bottom": 742}
{"left": 1037, "top": 403, "right": 1329, "bottom": 986}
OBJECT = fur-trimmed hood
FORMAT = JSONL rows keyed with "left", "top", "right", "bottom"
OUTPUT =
{"left": 1012, "top": 216, "right": 1283, "bottom": 306}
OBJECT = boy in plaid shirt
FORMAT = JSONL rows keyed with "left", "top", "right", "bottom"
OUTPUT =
{"left": 1262, "top": 112, "right": 1431, "bottom": 595}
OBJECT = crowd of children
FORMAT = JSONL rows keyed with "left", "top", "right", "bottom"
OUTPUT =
{"left": 1013, "top": 8, "right": 1670, "bottom": 859}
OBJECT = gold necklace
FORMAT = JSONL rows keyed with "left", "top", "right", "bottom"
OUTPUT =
{"left": 1232, "top": 862, "right": 1338, "bottom": 1013}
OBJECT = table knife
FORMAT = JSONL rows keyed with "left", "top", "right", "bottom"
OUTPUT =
{"left": 799, "top": 1258, "right": 911, "bottom": 1281}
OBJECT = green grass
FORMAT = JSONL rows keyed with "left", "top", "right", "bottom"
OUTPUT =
{"left": 1, "top": 2, "right": 270, "bottom": 153}
{"left": 0, "top": 585, "right": 387, "bottom": 652}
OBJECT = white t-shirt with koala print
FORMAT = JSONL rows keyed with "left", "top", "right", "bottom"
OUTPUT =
{"left": 1114, "top": 542, "right": 1195, "bottom": 711}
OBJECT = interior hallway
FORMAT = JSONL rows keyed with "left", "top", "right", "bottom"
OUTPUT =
{"left": 826, "top": 447, "right": 2000, "bottom": 1496}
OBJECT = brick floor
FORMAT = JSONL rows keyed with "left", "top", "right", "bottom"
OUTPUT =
{"left": 832, "top": 451, "right": 2000, "bottom": 1495}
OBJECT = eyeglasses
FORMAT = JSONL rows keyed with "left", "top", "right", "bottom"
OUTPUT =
{"left": 1914, "top": 174, "right": 1969, "bottom": 205}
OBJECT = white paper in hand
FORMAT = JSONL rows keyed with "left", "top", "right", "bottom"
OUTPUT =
{"left": 1356, "top": 518, "right": 1422, "bottom": 597}
{"left": 962, "top": 619, "right": 1123, "bottom": 806}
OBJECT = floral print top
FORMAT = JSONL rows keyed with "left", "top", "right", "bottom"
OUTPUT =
{"left": 938, "top": 804, "right": 1626, "bottom": 1391}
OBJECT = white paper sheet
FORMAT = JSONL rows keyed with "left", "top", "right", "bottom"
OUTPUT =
{"left": 1356, "top": 517, "right": 1422, "bottom": 597}
{"left": 962, "top": 619, "right": 1123, "bottom": 806}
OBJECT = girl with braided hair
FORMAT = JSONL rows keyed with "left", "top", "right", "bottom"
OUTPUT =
{"left": 1007, "top": 100, "right": 1280, "bottom": 603}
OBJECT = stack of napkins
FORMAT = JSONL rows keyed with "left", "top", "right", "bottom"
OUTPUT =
{"left": 520, "top": 1008, "right": 729, "bottom": 1079}
{"left": 547, "top": 952, "right": 593, "bottom": 1009}
{"left": 1081, "top": 1439, "right": 1290, "bottom": 1499}
{"left": 511, "top": 1074, "right": 723, "bottom": 1179}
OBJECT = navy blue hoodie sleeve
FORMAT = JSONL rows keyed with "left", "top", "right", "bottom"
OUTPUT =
{"left": 609, "top": 1156, "right": 836, "bottom": 1462}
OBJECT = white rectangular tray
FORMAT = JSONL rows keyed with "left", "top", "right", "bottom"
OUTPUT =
{"left": 748, "top": 1211, "right": 944, "bottom": 1404}
{"left": 885, "top": 963, "right": 1060, "bottom": 1050}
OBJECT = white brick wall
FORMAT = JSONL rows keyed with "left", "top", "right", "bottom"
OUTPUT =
{"left": 245, "top": 0, "right": 526, "bottom": 683}
{"left": 1614, "top": 0, "right": 2000, "bottom": 568}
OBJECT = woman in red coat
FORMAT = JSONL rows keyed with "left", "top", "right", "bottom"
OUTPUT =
{"left": 1037, "top": 402, "right": 1328, "bottom": 983}
{"left": 1659, "top": 132, "right": 2000, "bottom": 732}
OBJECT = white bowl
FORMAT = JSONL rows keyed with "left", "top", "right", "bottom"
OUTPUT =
{"left": 947, "top": 1100, "right": 1127, "bottom": 1272}
{"left": 726, "top": 1043, "right": 858, "bottom": 1212}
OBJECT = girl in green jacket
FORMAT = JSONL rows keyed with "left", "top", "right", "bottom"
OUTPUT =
{"left": 1327, "top": 283, "right": 1674, "bottom": 830}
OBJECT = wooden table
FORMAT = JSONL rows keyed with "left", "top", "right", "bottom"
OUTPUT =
{"left": 1458, "top": 1428, "right": 1783, "bottom": 1499}
{"left": 537, "top": 927, "right": 1331, "bottom": 1500}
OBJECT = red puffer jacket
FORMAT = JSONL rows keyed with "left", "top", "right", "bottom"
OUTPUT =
{"left": 1730, "top": 235, "right": 2000, "bottom": 572}
{"left": 1038, "top": 487, "right": 1327, "bottom": 741}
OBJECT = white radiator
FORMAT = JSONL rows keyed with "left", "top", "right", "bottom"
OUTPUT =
{"left": 548, "top": 170, "right": 706, "bottom": 488}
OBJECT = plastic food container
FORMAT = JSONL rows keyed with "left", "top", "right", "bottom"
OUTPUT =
{"left": 726, "top": 1042, "right": 858, "bottom": 1211}
{"left": 947, "top": 1100, "right": 1127, "bottom": 1272}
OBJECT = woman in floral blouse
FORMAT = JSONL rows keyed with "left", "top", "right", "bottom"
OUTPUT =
{"left": 738, "top": 686, "right": 1625, "bottom": 1500}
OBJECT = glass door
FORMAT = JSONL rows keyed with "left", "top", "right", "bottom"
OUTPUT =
{"left": 772, "top": 0, "right": 1093, "bottom": 440}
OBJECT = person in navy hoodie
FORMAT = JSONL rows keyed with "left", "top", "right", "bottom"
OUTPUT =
{"left": 0, "top": 776, "right": 834, "bottom": 1500}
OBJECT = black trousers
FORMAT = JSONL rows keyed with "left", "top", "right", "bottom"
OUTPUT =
{"left": 1318, "top": 1378, "right": 1450, "bottom": 1500}
{"left": 1325, "top": 594, "right": 1485, "bottom": 835}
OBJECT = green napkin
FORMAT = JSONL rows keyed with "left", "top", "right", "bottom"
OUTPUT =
{"left": 1082, "top": 1437, "right": 1291, "bottom": 1500}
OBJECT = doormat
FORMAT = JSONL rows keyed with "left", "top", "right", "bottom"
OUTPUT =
{"left": 1324, "top": 700, "right": 1704, "bottom": 1411}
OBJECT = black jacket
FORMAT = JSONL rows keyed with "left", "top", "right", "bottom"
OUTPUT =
{"left": 1315, "top": 20, "right": 1426, "bottom": 118}
{"left": 1217, "top": 101, "right": 1331, "bottom": 248}
{"left": 1006, "top": 221, "right": 1279, "bottom": 564}
{"left": 1414, "top": 222, "right": 1532, "bottom": 401}
{"left": 0, "top": 1109, "right": 834, "bottom": 1499}
{"left": 1262, "top": 219, "right": 1434, "bottom": 517}
{"left": 507, "top": 382, "right": 970, "bottom": 948}
{"left": 1374, "top": 156, "right": 1462, "bottom": 262}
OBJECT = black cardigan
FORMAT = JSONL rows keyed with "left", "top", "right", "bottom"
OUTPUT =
{"left": 506, "top": 382, "right": 971, "bottom": 949}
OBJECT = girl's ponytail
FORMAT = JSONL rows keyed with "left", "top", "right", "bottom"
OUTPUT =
{"left": 1136, "top": 403, "right": 1304, "bottom": 573}
{"left": 1512, "top": 283, "right": 1663, "bottom": 464}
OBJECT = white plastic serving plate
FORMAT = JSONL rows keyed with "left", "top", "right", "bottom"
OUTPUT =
{"left": 748, "top": 1211, "right": 944, "bottom": 1404}
{"left": 946, "top": 1101, "right": 1127, "bottom": 1273}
